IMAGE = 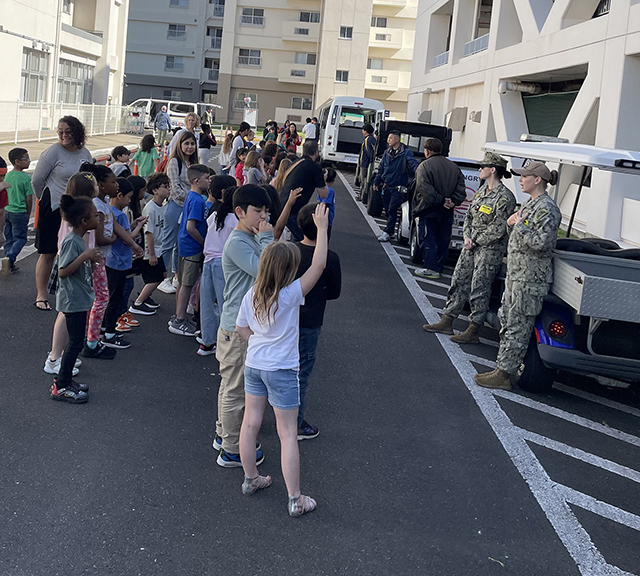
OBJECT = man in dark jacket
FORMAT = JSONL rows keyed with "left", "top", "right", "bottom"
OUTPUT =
{"left": 373, "top": 130, "right": 419, "bottom": 242}
{"left": 356, "top": 123, "right": 376, "bottom": 198}
{"left": 412, "top": 137, "right": 466, "bottom": 279}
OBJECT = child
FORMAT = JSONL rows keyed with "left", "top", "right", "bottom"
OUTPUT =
{"left": 244, "top": 150, "right": 267, "bottom": 185}
{"left": 294, "top": 202, "right": 342, "bottom": 439}
{"left": 50, "top": 195, "right": 101, "bottom": 404}
{"left": 103, "top": 179, "right": 147, "bottom": 349}
{"left": 198, "top": 175, "right": 237, "bottom": 355}
{"left": 319, "top": 167, "right": 336, "bottom": 239}
{"left": 0, "top": 156, "right": 8, "bottom": 253}
{"left": 234, "top": 148, "right": 248, "bottom": 186}
{"left": 131, "top": 134, "right": 160, "bottom": 178}
{"left": 235, "top": 202, "right": 330, "bottom": 517}
{"left": 214, "top": 185, "right": 273, "bottom": 468}
{"left": 110, "top": 146, "right": 132, "bottom": 177}
{"left": 130, "top": 173, "right": 171, "bottom": 315}
{"left": 2, "top": 148, "right": 33, "bottom": 272}
{"left": 168, "top": 164, "right": 210, "bottom": 336}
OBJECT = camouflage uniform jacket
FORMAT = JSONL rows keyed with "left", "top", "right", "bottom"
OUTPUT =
{"left": 463, "top": 182, "right": 516, "bottom": 253}
{"left": 506, "top": 192, "right": 562, "bottom": 284}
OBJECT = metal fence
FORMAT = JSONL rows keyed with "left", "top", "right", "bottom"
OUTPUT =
{"left": 0, "top": 100, "right": 145, "bottom": 145}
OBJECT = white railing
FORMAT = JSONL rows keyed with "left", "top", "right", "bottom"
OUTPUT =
{"left": 0, "top": 100, "right": 145, "bottom": 145}
{"left": 371, "top": 75, "right": 387, "bottom": 83}
{"left": 212, "top": 5, "right": 224, "bottom": 17}
{"left": 241, "top": 15, "right": 264, "bottom": 26}
{"left": 433, "top": 50, "right": 449, "bottom": 68}
{"left": 294, "top": 27, "right": 310, "bottom": 35}
{"left": 463, "top": 33, "right": 489, "bottom": 57}
{"left": 237, "top": 56, "right": 261, "bottom": 67}
{"left": 208, "top": 69, "right": 219, "bottom": 81}
{"left": 210, "top": 37, "right": 222, "bottom": 49}
{"left": 164, "top": 62, "right": 184, "bottom": 72}
{"left": 167, "top": 29, "right": 186, "bottom": 39}
{"left": 290, "top": 69, "right": 306, "bottom": 77}
{"left": 232, "top": 100, "right": 257, "bottom": 111}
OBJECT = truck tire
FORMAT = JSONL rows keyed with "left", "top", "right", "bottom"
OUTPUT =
{"left": 517, "top": 337, "right": 557, "bottom": 393}
{"left": 367, "top": 185, "right": 383, "bottom": 217}
{"left": 361, "top": 181, "right": 369, "bottom": 204}
{"left": 409, "top": 218, "right": 423, "bottom": 264}
{"left": 396, "top": 218, "right": 408, "bottom": 245}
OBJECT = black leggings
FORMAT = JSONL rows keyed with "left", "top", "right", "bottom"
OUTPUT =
{"left": 59, "top": 311, "right": 87, "bottom": 385}
{"left": 105, "top": 267, "right": 127, "bottom": 333}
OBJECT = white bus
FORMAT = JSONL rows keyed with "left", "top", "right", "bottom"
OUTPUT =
{"left": 316, "top": 97, "right": 385, "bottom": 165}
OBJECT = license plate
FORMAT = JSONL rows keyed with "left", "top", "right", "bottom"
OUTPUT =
{"left": 344, "top": 155, "right": 358, "bottom": 163}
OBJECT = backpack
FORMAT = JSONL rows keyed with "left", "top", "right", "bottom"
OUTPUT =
{"left": 156, "top": 156, "right": 182, "bottom": 174}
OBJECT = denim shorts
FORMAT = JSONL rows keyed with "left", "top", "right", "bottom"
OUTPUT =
{"left": 244, "top": 367, "right": 300, "bottom": 410}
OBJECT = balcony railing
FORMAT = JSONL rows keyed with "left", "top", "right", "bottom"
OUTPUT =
{"left": 238, "top": 56, "right": 261, "bottom": 67}
{"left": 167, "top": 29, "right": 186, "bottom": 40}
{"left": 241, "top": 15, "right": 264, "bottom": 26}
{"left": 370, "top": 75, "right": 387, "bottom": 84}
{"left": 164, "top": 62, "right": 184, "bottom": 72}
{"left": 433, "top": 50, "right": 449, "bottom": 68}
{"left": 290, "top": 69, "right": 306, "bottom": 77}
{"left": 210, "top": 37, "right": 222, "bottom": 49}
{"left": 212, "top": 5, "right": 224, "bottom": 17}
{"left": 463, "top": 33, "right": 489, "bottom": 57}
{"left": 233, "top": 99, "right": 257, "bottom": 111}
{"left": 208, "top": 69, "right": 219, "bottom": 81}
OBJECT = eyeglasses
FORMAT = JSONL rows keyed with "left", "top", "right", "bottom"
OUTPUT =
{"left": 57, "top": 130, "right": 73, "bottom": 136}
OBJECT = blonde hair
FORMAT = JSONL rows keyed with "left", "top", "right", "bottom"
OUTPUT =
{"left": 244, "top": 149, "right": 261, "bottom": 170}
{"left": 252, "top": 242, "right": 301, "bottom": 324}
{"left": 185, "top": 112, "right": 200, "bottom": 127}
{"left": 271, "top": 158, "right": 292, "bottom": 192}
{"left": 222, "top": 133, "right": 233, "bottom": 154}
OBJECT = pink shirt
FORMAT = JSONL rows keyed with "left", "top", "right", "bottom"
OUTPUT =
{"left": 58, "top": 221, "right": 95, "bottom": 252}
{"left": 203, "top": 211, "right": 238, "bottom": 262}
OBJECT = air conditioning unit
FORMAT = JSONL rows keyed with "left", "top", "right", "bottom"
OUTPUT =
{"left": 446, "top": 107, "right": 467, "bottom": 131}
{"left": 418, "top": 110, "right": 432, "bottom": 123}
{"left": 468, "top": 110, "right": 482, "bottom": 123}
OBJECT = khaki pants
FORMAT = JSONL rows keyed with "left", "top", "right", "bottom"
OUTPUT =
{"left": 215, "top": 327, "right": 248, "bottom": 453}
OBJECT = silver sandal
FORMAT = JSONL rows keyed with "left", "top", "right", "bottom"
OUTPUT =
{"left": 241, "top": 475, "right": 272, "bottom": 495}
{"left": 288, "top": 494, "right": 317, "bottom": 517}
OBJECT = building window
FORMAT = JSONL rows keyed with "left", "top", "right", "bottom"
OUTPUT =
{"left": 210, "top": 0, "right": 224, "bottom": 17}
{"left": 367, "top": 58, "right": 383, "bottom": 70}
{"left": 299, "top": 11, "right": 320, "bottom": 23}
{"left": 375, "top": 33, "right": 390, "bottom": 41}
{"left": 62, "top": 0, "right": 72, "bottom": 14}
{"left": 294, "top": 28, "right": 310, "bottom": 35}
{"left": 291, "top": 97, "right": 312, "bottom": 110}
{"left": 233, "top": 92, "right": 258, "bottom": 110}
{"left": 339, "top": 26, "right": 353, "bottom": 39}
{"left": 295, "top": 53, "right": 316, "bottom": 65}
{"left": 593, "top": 0, "right": 610, "bottom": 17}
{"left": 371, "top": 75, "right": 387, "bottom": 83}
{"left": 167, "top": 24, "right": 186, "bottom": 39}
{"left": 205, "top": 58, "right": 220, "bottom": 81}
{"left": 165, "top": 56, "right": 184, "bottom": 72}
{"left": 57, "top": 59, "right": 94, "bottom": 104}
{"left": 474, "top": 0, "right": 492, "bottom": 39}
{"left": 241, "top": 8, "right": 264, "bottom": 26}
{"left": 21, "top": 48, "right": 48, "bottom": 102}
{"left": 163, "top": 90, "right": 182, "bottom": 101}
{"left": 169, "top": 0, "right": 188, "bottom": 6}
{"left": 290, "top": 70, "right": 306, "bottom": 77}
{"left": 335, "top": 70, "right": 349, "bottom": 83}
{"left": 207, "top": 27, "right": 222, "bottom": 49}
{"left": 371, "top": 17, "right": 387, "bottom": 27}
{"left": 237, "top": 49, "right": 261, "bottom": 67}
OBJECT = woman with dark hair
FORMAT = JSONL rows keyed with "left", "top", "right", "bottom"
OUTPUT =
{"left": 262, "top": 140, "right": 278, "bottom": 160}
{"left": 32, "top": 115, "right": 92, "bottom": 310}
{"left": 230, "top": 121, "right": 251, "bottom": 174}
{"left": 158, "top": 131, "right": 198, "bottom": 293}
{"left": 198, "top": 123, "right": 217, "bottom": 166}
{"left": 131, "top": 134, "right": 159, "bottom": 177}
{"left": 285, "top": 123, "right": 301, "bottom": 153}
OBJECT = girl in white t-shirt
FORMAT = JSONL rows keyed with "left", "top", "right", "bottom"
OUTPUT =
{"left": 236, "top": 203, "right": 329, "bottom": 518}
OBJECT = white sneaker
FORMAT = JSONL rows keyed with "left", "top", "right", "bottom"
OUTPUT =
{"left": 157, "top": 278, "right": 177, "bottom": 294}
{"left": 43, "top": 353, "right": 80, "bottom": 376}
{"left": 378, "top": 231, "right": 390, "bottom": 242}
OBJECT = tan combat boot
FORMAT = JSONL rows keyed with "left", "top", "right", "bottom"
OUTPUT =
{"left": 450, "top": 322, "right": 480, "bottom": 344}
{"left": 474, "top": 369, "right": 512, "bottom": 390}
{"left": 423, "top": 314, "right": 454, "bottom": 335}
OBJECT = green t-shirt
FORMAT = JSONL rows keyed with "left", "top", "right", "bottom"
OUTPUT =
{"left": 56, "top": 232, "right": 95, "bottom": 313}
{"left": 132, "top": 148, "right": 160, "bottom": 178}
{"left": 4, "top": 170, "right": 33, "bottom": 213}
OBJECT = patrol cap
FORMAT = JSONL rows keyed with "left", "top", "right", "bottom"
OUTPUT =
{"left": 511, "top": 161, "right": 552, "bottom": 182}
{"left": 480, "top": 151, "right": 511, "bottom": 178}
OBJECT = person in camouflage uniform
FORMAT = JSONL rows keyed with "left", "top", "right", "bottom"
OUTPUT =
{"left": 475, "top": 161, "right": 562, "bottom": 390}
{"left": 423, "top": 152, "right": 516, "bottom": 343}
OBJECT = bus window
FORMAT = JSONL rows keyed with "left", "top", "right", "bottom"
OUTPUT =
{"left": 330, "top": 105, "right": 339, "bottom": 126}
{"left": 320, "top": 107, "right": 330, "bottom": 129}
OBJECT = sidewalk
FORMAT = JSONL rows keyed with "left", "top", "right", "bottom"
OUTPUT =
{"left": 0, "top": 133, "right": 146, "bottom": 166}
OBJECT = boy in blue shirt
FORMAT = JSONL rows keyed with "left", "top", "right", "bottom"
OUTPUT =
{"left": 319, "top": 167, "right": 336, "bottom": 239}
{"left": 169, "top": 164, "right": 211, "bottom": 336}
{"left": 103, "top": 179, "right": 147, "bottom": 349}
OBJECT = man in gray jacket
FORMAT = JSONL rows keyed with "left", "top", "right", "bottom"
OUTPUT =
{"left": 412, "top": 138, "right": 466, "bottom": 279}
{"left": 154, "top": 106, "right": 172, "bottom": 146}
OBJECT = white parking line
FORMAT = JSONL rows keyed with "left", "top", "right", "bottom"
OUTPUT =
{"left": 414, "top": 276, "right": 451, "bottom": 289}
{"left": 519, "top": 428, "right": 640, "bottom": 483}
{"left": 553, "top": 383, "right": 640, "bottom": 418}
{"left": 463, "top": 353, "right": 497, "bottom": 369}
{"left": 419, "top": 290, "right": 447, "bottom": 301}
{"left": 16, "top": 244, "right": 38, "bottom": 263}
{"left": 338, "top": 170, "right": 636, "bottom": 576}
{"left": 493, "top": 390, "right": 640, "bottom": 447}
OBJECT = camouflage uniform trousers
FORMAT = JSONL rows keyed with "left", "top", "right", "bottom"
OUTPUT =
{"left": 496, "top": 279, "right": 550, "bottom": 374}
{"left": 442, "top": 247, "right": 503, "bottom": 325}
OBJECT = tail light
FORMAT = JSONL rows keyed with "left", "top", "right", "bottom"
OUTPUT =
{"left": 549, "top": 320, "right": 566, "bottom": 339}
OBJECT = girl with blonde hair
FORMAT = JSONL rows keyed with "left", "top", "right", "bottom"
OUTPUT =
{"left": 235, "top": 203, "right": 329, "bottom": 518}
{"left": 244, "top": 150, "right": 267, "bottom": 184}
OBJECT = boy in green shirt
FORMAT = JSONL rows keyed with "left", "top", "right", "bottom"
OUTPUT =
{"left": 2, "top": 148, "right": 33, "bottom": 273}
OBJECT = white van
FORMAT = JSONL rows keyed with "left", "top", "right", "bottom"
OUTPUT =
{"left": 316, "top": 97, "right": 385, "bottom": 165}
{"left": 127, "top": 98, "right": 222, "bottom": 130}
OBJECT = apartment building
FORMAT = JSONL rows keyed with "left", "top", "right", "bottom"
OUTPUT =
{"left": 123, "top": 0, "right": 417, "bottom": 124}
{"left": 0, "top": 0, "right": 129, "bottom": 105}
{"left": 407, "top": 0, "right": 640, "bottom": 246}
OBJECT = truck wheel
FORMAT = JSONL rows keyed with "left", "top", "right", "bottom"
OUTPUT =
{"left": 367, "top": 185, "right": 383, "bottom": 217}
{"left": 409, "top": 219, "right": 423, "bottom": 264}
{"left": 361, "top": 182, "right": 369, "bottom": 204}
{"left": 396, "top": 218, "right": 408, "bottom": 245}
{"left": 517, "top": 337, "right": 557, "bottom": 393}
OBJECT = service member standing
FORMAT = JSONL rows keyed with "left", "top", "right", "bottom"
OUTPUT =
{"left": 474, "top": 161, "right": 561, "bottom": 390}
{"left": 424, "top": 152, "right": 516, "bottom": 343}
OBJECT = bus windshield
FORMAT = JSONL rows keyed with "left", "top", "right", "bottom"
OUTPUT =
{"left": 339, "top": 107, "right": 378, "bottom": 128}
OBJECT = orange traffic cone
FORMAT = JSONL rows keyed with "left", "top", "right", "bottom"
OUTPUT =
{"left": 133, "top": 160, "right": 139, "bottom": 175}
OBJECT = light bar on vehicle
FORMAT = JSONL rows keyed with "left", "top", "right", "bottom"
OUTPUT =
{"left": 614, "top": 159, "right": 640, "bottom": 171}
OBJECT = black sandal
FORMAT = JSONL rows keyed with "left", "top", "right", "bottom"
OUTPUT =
{"left": 34, "top": 300, "right": 52, "bottom": 311}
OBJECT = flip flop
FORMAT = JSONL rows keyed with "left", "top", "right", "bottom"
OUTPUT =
{"left": 34, "top": 299, "right": 52, "bottom": 311}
